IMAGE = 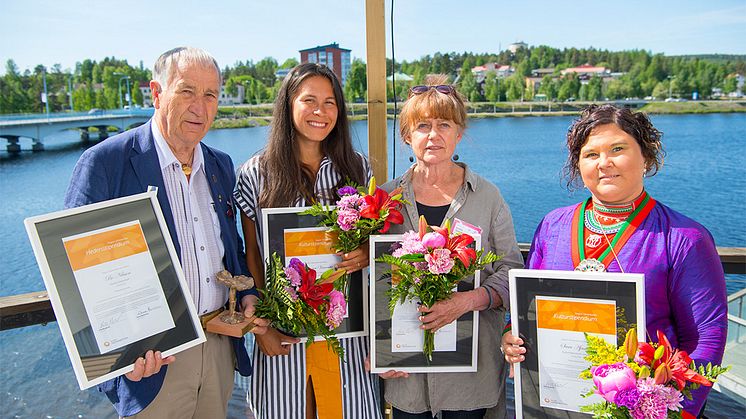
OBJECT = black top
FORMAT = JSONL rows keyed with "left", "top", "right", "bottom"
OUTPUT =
{"left": 416, "top": 201, "right": 451, "bottom": 227}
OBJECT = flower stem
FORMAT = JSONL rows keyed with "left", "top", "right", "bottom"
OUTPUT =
{"left": 424, "top": 329, "right": 434, "bottom": 362}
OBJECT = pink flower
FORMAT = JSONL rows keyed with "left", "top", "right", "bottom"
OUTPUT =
{"left": 392, "top": 231, "right": 426, "bottom": 256}
{"left": 630, "top": 378, "right": 682, "bottom": 419}
{"left": 631, "top": 391, "right": 668, "bottom": 419}
{"left": 336, "top": 208, "right": 360, "bottom": 231}
{"left": 425, "top": 248, "right": 455, "bottom": 274}
{"left": 421, "top": 232, "right": 446, "bottom": 249}
{"left": 284, "top": 266, "right": 302, "bottom": 287}
{"left": 591, "top": 362, "right": 637, "bottom": 403}
{"left": 284, "top": 286, "right": 299, "bottom": 301}
{"left": 337, "top": 194, "right": 363, "bottom": 210}
{"left": 326, "top": 290, "right": 347, "bottom": 329}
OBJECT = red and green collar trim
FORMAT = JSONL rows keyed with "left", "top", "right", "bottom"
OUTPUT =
{"left": 571, "top": 192, "right": 656, "bottom": 269}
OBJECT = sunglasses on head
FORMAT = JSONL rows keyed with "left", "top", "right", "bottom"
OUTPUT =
{"left": 409, "top": 85, "right": 456, "bottom": 96}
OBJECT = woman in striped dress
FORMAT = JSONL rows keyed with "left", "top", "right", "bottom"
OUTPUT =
{"left": 235, "top": 63, "right": 382, "bottom": 419}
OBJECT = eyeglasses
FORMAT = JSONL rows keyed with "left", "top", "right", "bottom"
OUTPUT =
{"left": 409, "top": 85, "right": 456, "bottom": 96}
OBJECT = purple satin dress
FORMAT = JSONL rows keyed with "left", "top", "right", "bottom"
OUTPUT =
{"left": 527, "top": 200, "right": 728, "bottom": 415}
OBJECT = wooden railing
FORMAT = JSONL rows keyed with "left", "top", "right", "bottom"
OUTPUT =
{"left": 1, "top": 246, "right": 744, "bottom": 332}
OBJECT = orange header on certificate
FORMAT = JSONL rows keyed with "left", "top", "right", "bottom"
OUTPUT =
{"left": 63, "top": 221, "right": 149, "bottom": 271}
{"left": 284, "top": 229, "right": 336, "bottom": 257}
{"left": 536, "top": 297, "right": 616, "bottom": 335}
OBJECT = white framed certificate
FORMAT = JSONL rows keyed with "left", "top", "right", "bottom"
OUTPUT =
{"left": 368, "top": 234, "right": 481, "bottom": 373}
{"left": 509, "top": 269, "right": 645, "bottom": 419}
{"left": 261, "top": 206, "right": 368, "bottom": 340}
{"left": 24, "top": 190, "right": 205, "bottom": 390}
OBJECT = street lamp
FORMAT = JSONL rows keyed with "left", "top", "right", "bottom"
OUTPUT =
{"left": 113, "top": 72, "right": 132, "bottom": 109}
{"left": 42, "top": 68, "right": 50, "bottom": 117}
{"left": 67, "top": 75, "right": 74, "bottom": 111}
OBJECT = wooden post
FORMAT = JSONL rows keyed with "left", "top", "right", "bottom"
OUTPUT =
{"left": 366, "top": 0, "right": 388, "bottom": 181}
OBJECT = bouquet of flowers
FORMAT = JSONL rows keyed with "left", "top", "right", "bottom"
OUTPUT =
{"left": 300, "top": 177, "right": 406, "bottom": 253}
{"left": 580, "top": 328, "right": 730, "bottom": 419}
{"left": 254, "top": 254, "right": 347, "bottom": 357}
{"left": 376, "top": 216, "right": 498, "bottom": 361}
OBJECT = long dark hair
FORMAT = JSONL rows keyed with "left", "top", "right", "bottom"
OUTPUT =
{"left": 564, "top": 104, "right": 664, "bottom": 190}
{"left": 259, "top": 63, "right": 365, "bottom": 207}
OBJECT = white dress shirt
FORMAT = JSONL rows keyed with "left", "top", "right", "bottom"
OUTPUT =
{"left": 151, "top": 120, "right": 227, "bottom": 314}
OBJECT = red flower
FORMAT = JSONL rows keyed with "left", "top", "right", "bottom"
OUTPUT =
{"left": 296, "top": 264, "right": 333, "bottom": 314}
{"left": 359, "top": 187, "right": 404, "bottom": 233}
{"left": 430, "top": 221, "right": 477, "bottom": 268}
{"left": 638, "top": 330, "right": 712, "bottom": 390}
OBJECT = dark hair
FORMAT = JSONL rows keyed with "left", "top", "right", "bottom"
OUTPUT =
{"left": 259, "top": 63, "right": 366, "bottom": 207}
{"left": 564, "top": 104, "right": 665, "bottom": 189}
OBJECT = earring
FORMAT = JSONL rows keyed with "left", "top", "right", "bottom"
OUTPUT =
{"left": 452, "top": 154, "right": 459, "bottom": 161}
{"left": 409, "top": 155, "right": 414, "bottom": 162}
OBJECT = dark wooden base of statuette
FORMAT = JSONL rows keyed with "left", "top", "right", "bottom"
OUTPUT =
{"left": 205, "top": 312, "right": 255, "bottom": 338}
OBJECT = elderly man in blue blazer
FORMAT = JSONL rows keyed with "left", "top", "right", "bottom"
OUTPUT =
{"left": 64, "top": 47, "right": 268, "bottom": 418}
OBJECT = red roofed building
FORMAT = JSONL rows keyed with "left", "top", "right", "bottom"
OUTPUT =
{"left": 560, "top": 64, "right": 610, "bottom": 79}
{"left": 299, "top": 43, "right": 352, "bottom": 85}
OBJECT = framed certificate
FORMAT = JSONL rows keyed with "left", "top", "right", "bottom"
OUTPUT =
{"left": 508, "top": 269, "right": 645, "bottom": 418}
{"left": 368, "top": 234, "right": 481, "bottom": 373}
{"left": 261, "top": 206, "right": 367, "bottom": 340}
{"left": 24, "top": 190, "right": 205, "bottom": 390}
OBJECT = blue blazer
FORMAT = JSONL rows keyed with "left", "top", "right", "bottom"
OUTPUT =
{"left": 64, "top": 120, "right": 254, "bottom": 417}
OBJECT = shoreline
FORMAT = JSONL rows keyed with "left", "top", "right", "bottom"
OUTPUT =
{"left": 211, "top": 100, "right": 746, "bottom": 129}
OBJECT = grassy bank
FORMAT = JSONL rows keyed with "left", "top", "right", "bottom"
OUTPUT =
{"left": 211, "top": 100, "right": 746, "bottom": 129}
{"left": 640, "top": 101, "right": 746, "bottom": 114}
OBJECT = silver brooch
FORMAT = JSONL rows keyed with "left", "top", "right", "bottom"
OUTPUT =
{"left": 575, "top": 258, "right": 606, "bottom": 272}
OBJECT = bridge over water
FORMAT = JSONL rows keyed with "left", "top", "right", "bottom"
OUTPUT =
{"left": 0, "top": 109, "right": 153, "bottom": 152}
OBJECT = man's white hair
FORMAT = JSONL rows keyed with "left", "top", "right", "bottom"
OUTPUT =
{"left": 152, "top": 47, "right": 222, "bottom": 92}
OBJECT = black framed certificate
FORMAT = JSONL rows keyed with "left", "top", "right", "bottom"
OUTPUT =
{"left": 508, "top": 269, "right": 645, "bottom": 418}
{"left": 24, "top": 190, "right": 205, "bottom": 390}
{"left": 368, "top": 234, "right": 481, "bottom": 373}
{"left": 261, "top": 206, "right": 367, "bottom": 339}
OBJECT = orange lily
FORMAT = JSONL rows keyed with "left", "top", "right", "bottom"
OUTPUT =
{"left": 638, "top": 330, "right": 712, "bottom": 390}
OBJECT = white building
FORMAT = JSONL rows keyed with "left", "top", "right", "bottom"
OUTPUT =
{"left": 139, "top": 83, "right": 245, "bottom": 106}
{"left": 471, "top": 63, "right": 513, "bottom": 83}
{"left": 507, "top": 42, "right": 527, "bottom": 54}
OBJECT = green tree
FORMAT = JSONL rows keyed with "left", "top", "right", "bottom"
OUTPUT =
{"left": 722, "top": 75, "right": 738, "bottom": 94}
{"left": 538, "top": 75, "right": 558, "bottom": 100}
{"left": 483, "top": 71, "right": 500, "bottom": 102}
{"left": 652, "top": 82, "right": 668, "bottom": 100}
{"left": 582, "top": 75, "right": 603, "bottom": 101}
{"left": 280, "top": 58, "right": 299, "bottom": 69}
{"left": 132, "top": 83, "right": 143, "bottom": 106}
{"left": 344, "top": 59, "right": 367, "bottom": 103}
{"left": 459, "top": 68, "right": 480, "bottom": 101}
{"left": 255, "top": 57, "right": 278, "bottom": 87}
{"left": 505, "top": 74, "right": 524, "bottom": 101}
{"left": 557, "top": 74, "right": 580, "bottom": 100}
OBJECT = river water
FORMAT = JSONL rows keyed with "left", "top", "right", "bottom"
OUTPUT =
{"left": 1, "top": 114, "right": 744, "bottom": 417}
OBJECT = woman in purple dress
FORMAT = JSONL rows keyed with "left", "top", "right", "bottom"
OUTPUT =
{"left": 502, "top": 104, "right": 727, "bottom": 417}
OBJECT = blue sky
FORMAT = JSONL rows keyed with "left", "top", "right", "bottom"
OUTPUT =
{"left": 1, "top": 0, "right": 745, "bottom": 74}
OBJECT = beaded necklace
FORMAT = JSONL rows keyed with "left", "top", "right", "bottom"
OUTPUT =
{"left": 584, "top": 200, "right": 635, "bottom": 234}
{"left": 571, "top": 191, "right": 656, "bottom": 272}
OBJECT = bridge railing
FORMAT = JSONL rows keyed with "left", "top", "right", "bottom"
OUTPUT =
{"left": 713, "top": 287, "right": 746, "bottom": 404}
{"left": 0, "top": 108, "right": 153, "bottom": 122}
{"left": 1, "top": 245, "right": 743, "bottom": 331}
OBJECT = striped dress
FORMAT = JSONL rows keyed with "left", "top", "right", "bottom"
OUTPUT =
{"left": 234, "top": 153, "right": 382, "bottom": 419}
